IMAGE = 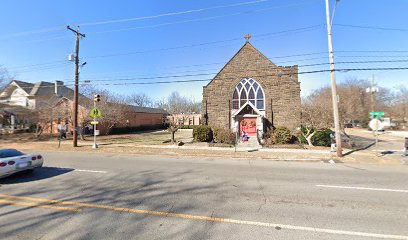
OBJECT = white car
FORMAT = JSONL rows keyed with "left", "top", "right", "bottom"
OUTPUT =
{"left": 0, "top": 149, "right": 43, "bottom": 179}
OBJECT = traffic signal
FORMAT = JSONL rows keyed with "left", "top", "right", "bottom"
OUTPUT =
{"left": 93, "top": 94, "right": 101, "bottom": 102}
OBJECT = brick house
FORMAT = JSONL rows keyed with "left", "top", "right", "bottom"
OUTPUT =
{"left": 0, "top": 80, "right": 168, "bottom": 134}
{"left": 202, "top": 36, "right": 301, "bottom": 138}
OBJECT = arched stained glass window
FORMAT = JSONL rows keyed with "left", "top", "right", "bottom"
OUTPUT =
{"left": 231, "top": 78, "right": 265, "bottom": 110}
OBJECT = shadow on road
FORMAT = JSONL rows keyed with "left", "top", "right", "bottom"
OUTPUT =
{"left": 0, "top": 167, "right": 74, "bottom": 184}
{"left": 0, "top": 168, "right": 225, "bottom": 239}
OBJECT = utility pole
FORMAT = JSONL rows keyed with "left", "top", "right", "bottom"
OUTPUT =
{"left": 366, "top": 75, "right": 379, "bottom": 116}
{"left": 325, "top": 0, "right": 342, "bottom": 157}
{"left": 368, "top": 75, "right": 379, "bottom": 113}
{"left": 67, "top": 26, "right": 85, "bottom": 147}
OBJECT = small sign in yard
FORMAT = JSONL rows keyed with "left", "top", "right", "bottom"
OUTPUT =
{"left": 369, "top": 118, "right": 384, "bottom": 157}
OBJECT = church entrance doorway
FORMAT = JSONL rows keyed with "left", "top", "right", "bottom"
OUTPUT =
{"left": 240, "top": 117, "right": 256, "bottom": 137}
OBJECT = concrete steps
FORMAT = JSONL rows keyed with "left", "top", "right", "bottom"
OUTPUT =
{"left": 237, "top": 136, "right": 261, "bottom": 151}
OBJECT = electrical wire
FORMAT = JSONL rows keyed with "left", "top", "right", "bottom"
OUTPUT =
{"left": 0, "top": 0, "right": 278, "bottom": 39}
{"left": 79, "top": 0, "right": 272, "bottom": 27}
{"left": 334, "top": 24, "right": 408, "bottom": 32}
{"left": 88, "top": 1, "right": 319, "bottom": 35}
{"left": 12, "top": 66, "right": 408, "bottom": 91}
{"left": 77, "top": 59, "right": 408, "bottom": 83}
{"left": 86, "top": 25, "right": 322, "bottom": 59}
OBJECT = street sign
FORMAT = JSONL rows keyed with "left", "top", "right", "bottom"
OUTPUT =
{"left": 90, "top": 121, "right": 99, "bottom": 125}
{"left": 89, "top": 108, "right": 102, "bottom": 117}
{"left": 369, "top": 111, "right": 384, "bottom": 118}
{"left": 369, "top": 118, "right": 384, "bottom": 131}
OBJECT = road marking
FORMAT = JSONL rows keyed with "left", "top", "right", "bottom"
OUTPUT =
{"left": 0, "top": 194, "right": 407, "bottom": 239}
{"left": 74, "top": 169, "right": 107, "bottom": 173}
{"left": 316, "top": 185, "right": 408, "bottom": 193}
{"left": 0, "top": 199, "right": 81, "bottom": 212}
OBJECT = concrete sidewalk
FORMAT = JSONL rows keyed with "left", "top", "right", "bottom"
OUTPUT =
{"left": 1, "top": 140, "right": 403, "bottom": 165}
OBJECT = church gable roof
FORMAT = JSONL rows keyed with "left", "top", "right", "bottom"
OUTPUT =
{"left": 205, "top": 41, "right": 278, "bottom": 87}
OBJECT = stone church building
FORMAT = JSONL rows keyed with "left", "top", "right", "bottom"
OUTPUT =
{"left": 202, "top": 35, "right": 301, "bottom": 138}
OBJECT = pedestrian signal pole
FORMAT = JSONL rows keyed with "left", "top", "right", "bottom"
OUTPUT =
{"left": 92, "top": 94, "right": 101, "bottom": 149}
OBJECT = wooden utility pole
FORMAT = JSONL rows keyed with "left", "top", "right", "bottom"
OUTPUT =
{"left": 67, "top": 26, "right": 85, "bottom": 147}
{"left": 370, "top": 75, "right": 377, "bottom": 113}
{"left": 325, "top": 0, "right": 342, "bottom": 157}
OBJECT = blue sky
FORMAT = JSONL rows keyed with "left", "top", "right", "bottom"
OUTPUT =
{"left": 0, "top": 0, "right": 407, "bottom": 101}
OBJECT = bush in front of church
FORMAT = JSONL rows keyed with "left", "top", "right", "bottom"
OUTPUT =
{"left": 273, "top": 126, "right": 294, "bottom": 144}
{"left": 298, "top": 128, "right": 333, "bottom": 147}
{"left": 213, "top": 128, "right": 236, "bottom": 145}
{"left": 193, "top": 125, "right": 213, "bottom": 142}
{"left": 311, "top": 128, "right": 333, "bottom": 147}
{"left": 264, "top": 126, "right": 295, "bottom": 145}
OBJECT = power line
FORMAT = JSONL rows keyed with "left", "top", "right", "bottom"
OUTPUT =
{"left": 78, "top": 59, "right": 408, "bottom": 83}
{"left": 7, "top": 61, "right": 67, "bottom": 70}
{"left": 88, "top": 1, "right": 319, "bottom": 35}
{"left": 334, "top": 24, "right": 408, "bottom": 32}
{"left": 337, "top": 50, "right": 408, "bottom": 53}
{"left": 0, "top": 26, "right": 65, "bottom": 40}
{"left": 10, "top": 63, "right": 71, "bottom": 73}
{"left": 7, "top": 48, "right": 408, "bottom": 74}
{"left": 0, "top": 0, "right": 272, "bottom": 39}
{"left": 79, "top": 58, "right": 408, "bottom": 80}
{"left": 79, "top": 0, "right": 271, "bottom": 27}
{"left": 13, "top": 66, "right": 408, "bottom": 91}
{"left": 86, "top": 25, "right": 322, "bottom": 59}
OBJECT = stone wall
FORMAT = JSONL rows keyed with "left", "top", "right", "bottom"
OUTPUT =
{"left": 202, "top": 42, "right": 301, "bottom": 132}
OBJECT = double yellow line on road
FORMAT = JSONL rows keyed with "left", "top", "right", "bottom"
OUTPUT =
{"left": 0, "top": 194, "right": 224, "bottom": 222}
{"left": 1, "top": 194, "right": 408, "bottom": 239}
{"left": 0, "top": 199, "right": 81, "bottom": 212}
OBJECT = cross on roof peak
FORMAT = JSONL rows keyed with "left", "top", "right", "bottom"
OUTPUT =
{"left": 244, "top": 33, "right": 251, "bottom": 43}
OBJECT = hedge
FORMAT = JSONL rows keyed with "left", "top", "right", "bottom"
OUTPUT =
{"left": 298, "top": 128, "right": 333, "bottom": 147}
{"left": 110, "top": 125, "right": 166, "bottom": 134}
{"left": 274, "top": 126, "right": 294, "bottom": 144}
{"left": 178, "top": 125, "right": 198, "bottom": 129}
{"left": 193, "top": 125, "right": 213, "bottom": 142}
{"left": 213, "top": 128, "right": 236, "bottom": 144}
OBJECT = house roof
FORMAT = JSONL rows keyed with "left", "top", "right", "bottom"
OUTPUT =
{"left": 13, "top": 80, "right": 34, "bottom": 93}
{"left": 3, "top": 80, "right": 88, "bottom": 102}
{"left": 0, "top": 103, "right": 35, "bottom": 115}
{"left": 129, "top": 105, "right": 168, "bottom": 114}
{"left": 2, "top": 80, "right": 168, "bottom": 115}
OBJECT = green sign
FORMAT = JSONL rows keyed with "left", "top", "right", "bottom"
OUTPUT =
{"left": 369, "top": 112, "right": 384, "bottom": 118}
{"left": 89, "top": 108, "right": 102, "bottom": 117}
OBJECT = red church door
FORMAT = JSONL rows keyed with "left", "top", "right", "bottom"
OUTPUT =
{"left": 240, "top": 118, "right": 256, "bottom": 137}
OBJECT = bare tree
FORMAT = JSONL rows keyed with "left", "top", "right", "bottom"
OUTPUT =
{"left": 301, "top": 94, "right": 333, "bottom": 146}
{"left": 165, "top": 114, "right": 189, "bottom": 144}
{"left": 0, "top": 66, "right": 13, "bottom": 89}
{"left": 160, "top": 91, "right": 201, "bottom": 114}
{"left": 127, "top": 92, "right": 153, "bottom": 107}
{"left": 83, "top": 90, "right": 132, "bottom": 134}
{"left": 167, "top": 118, "right": 179, "bottom": 144}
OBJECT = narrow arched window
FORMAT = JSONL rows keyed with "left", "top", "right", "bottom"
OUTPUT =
{"left": 232, "top": 89, "right": 239, "bottom": 109}
{"left": 232, "top": 78, "right": 265, "bottom": 110}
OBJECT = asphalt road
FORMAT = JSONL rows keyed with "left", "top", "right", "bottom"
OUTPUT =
{"left": 1, "top": 151, "right": 408, "bottom": 240}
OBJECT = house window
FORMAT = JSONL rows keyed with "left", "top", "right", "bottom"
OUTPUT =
{"left": 231, "top": 78, "right": 265, "bottom": 110}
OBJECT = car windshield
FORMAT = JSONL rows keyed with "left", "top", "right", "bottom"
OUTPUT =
{"left": 0, "top": 149, "right": 24, "bottom": 158}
